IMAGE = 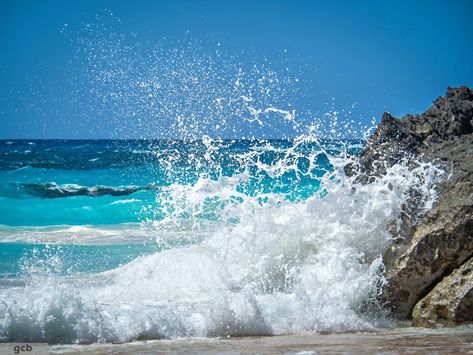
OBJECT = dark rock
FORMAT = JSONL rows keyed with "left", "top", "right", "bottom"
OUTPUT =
{"left": 345, "top": 86, "right": 473, "bottom": 180}
{"left": 350, "top": 86, "right": 473, "bottom": 322}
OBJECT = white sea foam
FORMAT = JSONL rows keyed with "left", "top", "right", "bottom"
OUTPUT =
{"left": 0, "top": 146, "right": 445, "bottom": 343}
{"left": 109, "top": 198, "right": 141, "bottom": 205}
{"left": 0, "top": 224, "right": 150, "bottom": 245}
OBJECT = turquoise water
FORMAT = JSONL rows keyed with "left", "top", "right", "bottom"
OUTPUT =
{"left": 0, "top": 139, "right": 355, "bottom": 279}
{"left": 0, "top": 243, "right": 160, "bottom": 278}
{"left": 0, "top": 139, "right": 343, "bottom": 226}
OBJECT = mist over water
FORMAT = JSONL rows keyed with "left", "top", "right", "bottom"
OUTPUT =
{"left": 0, "top": 18, "right": 446, "bottom": 344}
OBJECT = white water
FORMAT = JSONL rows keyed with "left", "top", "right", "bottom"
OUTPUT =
{"left": 0, "top": 224, "right": 150, "bottom": 245}
{"left": 0, "top": 150, "right": 445, "bottom": 343}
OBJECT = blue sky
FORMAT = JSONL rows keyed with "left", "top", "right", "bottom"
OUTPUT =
{"left": 1, "top": 0, "right": 472, "bottom": 139}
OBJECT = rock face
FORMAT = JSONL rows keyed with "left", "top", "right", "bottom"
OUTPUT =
{"left": 412, "top": 257, "right": 473, "bottom": 327}
{"left": 347, "top": 86, "right": 473, "bottom": 325}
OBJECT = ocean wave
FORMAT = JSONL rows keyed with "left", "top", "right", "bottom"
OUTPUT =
{"left": 0, "top": 220, "right": 218, "bottom": 246}
{"left": 0, "top": 223, "right": 149, "bottom": 245}
{"left": 0, "top": 152, "right": 445, "bottom": 343}
{"left": 14, "top": 182, "right": 157, "bottom": 199}
{"left": 109, "top": 198, "right": 141, "bottom": 205}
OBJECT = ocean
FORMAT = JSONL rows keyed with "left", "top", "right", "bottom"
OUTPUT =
{"left": 0, "top": 138, "right": 470, "bottom": 349}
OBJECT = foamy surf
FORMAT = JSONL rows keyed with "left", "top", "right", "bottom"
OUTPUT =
{"left": 0, "top": 141, "right": 445, "bottom": 343}
{"left": 0, "top": 224, "right": 151, "bottom": 245}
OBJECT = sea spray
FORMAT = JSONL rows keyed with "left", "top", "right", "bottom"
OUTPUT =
{"left": 0, "top": 137, "right": 445, "bottom": 343}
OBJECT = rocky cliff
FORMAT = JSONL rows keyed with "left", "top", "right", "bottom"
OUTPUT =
{"left": 346, "top": 86, "right": 473, "bottom": 326}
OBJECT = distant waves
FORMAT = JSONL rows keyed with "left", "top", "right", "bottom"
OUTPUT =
{"left": 3, "top": 182, "right": 157, "bottom": 199}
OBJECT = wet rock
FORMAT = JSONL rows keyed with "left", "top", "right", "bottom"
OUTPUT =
{"left": 382, "top": 173, "right": 473, "bottom": 318}
{"left": 412, "top": 257, "right": 473, "bottom": 327}
{"left": 349, "top": 86, "right": 473, "bottom": 322}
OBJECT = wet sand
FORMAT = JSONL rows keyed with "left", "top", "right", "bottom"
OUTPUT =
{"left": 51, "top": 327, "right": 473, "bottom": 354}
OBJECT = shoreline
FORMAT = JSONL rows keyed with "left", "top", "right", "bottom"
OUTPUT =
{"left": 50, "top": 327, "right": 473, "bottom": 354}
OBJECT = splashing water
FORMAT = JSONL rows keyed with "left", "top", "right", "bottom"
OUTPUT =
{"left": 0, "top": 18, "right": 446, "bottom": 344}
{"left": 0, "top": 137, "right": 445, "bottom": 343}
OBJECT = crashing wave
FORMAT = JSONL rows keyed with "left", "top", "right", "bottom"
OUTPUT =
{"left": 0, "top": 142, "right": 445, "bottom": 343}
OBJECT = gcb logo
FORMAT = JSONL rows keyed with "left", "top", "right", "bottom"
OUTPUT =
{"left": 13, "top": 344, "right": 32, "bottom": 354}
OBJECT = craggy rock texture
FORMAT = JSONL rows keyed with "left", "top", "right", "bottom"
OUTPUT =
{"left": 347, "top": 86, "right": 473, "bottom": 325}
{"left": 412, "top": 257, "right": 473, "bottom": 327}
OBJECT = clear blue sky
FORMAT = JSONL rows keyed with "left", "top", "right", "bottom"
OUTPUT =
{"left": 1, "top": 0, "right": 472, "bottom": 139}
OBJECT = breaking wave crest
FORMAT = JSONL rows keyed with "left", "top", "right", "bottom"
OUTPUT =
{"left": 0, "top": 137, "right": 445, "bottom": 343}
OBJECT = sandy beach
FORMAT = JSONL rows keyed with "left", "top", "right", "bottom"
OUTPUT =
{"left": 51, "top": 327, "right": 473, "bottom": 354}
